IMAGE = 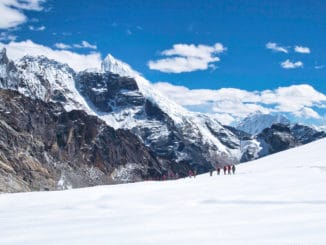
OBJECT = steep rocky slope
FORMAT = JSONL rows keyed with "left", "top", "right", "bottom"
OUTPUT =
{"left": 0, "top": 89, "right": 167, "bottom": 192}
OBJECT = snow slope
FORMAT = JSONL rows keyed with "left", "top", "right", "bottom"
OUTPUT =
{"left": 0, "top": 139, "right": 325, "bottom": 244}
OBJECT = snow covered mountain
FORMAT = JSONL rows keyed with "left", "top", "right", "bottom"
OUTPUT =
{"left": 236, "top": 112, "right": 290, "bottom": 135}
{"left": 80, "top": 54, "right": 243, "bottom": 170}
{"left": 1, "top": 138, "right": 325, "bottom": 244}
{"left": 1, "top": 47, "right": 323, "bottom": 189}
{"left": 0, "top": 48, "right": 244, "bottom": 177}
{"left": 246, "top": 122, "right": 326, "bottom": 159}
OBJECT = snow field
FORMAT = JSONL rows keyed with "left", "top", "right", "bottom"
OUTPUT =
{"left": 0, "top": 139, "right": 325, "bottom": 244}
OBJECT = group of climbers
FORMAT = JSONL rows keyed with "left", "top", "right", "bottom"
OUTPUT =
{"left": 209, "top": 165, "right": 236, "bottom": 176}
{"left": 145, "top": 164, "right": 236, "bottom": 181}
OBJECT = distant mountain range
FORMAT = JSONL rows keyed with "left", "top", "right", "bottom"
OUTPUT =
{"left": 0, "top": 48, "right": 325, "bottom": 192}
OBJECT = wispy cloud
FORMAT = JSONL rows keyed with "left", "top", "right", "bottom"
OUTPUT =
{"left": 0, "top": 0, "right": 46, "bottom": 29}
{"left": 153, "top": 82, "right": 325, "bottom": 124}
{"left": 294, "top": 45, "right": 310, "bottom": 54}
{"left": 73, "top": 41, "right": 97, "bottom": 49}
{"left": 148, "top": 43, "right": 226, "bottom": 73}
{"left": 266, "top": 42, "right": 288, "bottom": 53}
{"left": 0, "top": 32, "right": 17, "bottom": 42}
{"left": 54, "top": 41, "right": 97, "bottom": 50}
{"left": 280, "top": 59, "right": 303, "bottom": 69}
{"left": 54, "top": 42, "right": 71, "bottom": 49}
{"left": 314, "top": 65, "right": 324, "bottom": 70}
{"left": 1, "top": 40, "right": 101, "bottom": 71}
{"left": 28, "top": 25, "right": 46, "bottom": 31}
{"left": 126, "top": 29, "right": 132, "bottom": 35}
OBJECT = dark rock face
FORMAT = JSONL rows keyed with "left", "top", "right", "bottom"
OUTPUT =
{"left": 236, "top": 122, "right": 326, "bottom": 162}
{"left": 0, "top": 89, "right": 166, "bottom": 192}
{"left": 0, "top": 48, "right": 19, "bottom": 90}
{"left": 255, "top": 123, "right": 326, "bottom": 158}
{"left": 77, "top": 72, "right": 144, "bottom": 112}
{"left": 291, "top": 124, "right": 326, "bottom": 144}
{"left": 257, "top": 123, "right": 298, "bottom": 155}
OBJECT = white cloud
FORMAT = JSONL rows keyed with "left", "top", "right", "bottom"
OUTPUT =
{"left": 148, "top": 43, "right": 226, "bottom": 73}
{"left": 6, "top": 0, "right": 45, "bottom": 10}
{"left": 153, "top": 82, "right": 326, "bottom": 124}
{"left": 28, "top": 25, "right": 46, "bottom": 31}
{"left": 293, "top": 107, "right": 320, "bottom": 119}
{"left": 74, "top": 41, "right": 97, "bottom": 50}
{"left": 54, "top": 42, "right": 72, "bottom": 49}
{"left": 81, "top": 41, "right": 97, "bottom": 49}
{"left": 294, "top": 45, "right": 310, "bottom": 54}
{"left": 54, "top": 41, "right": 97, "bottom": 50}
{"left": 260, "top": 84, "right": 325, "bottom": 112}
{"left": 280, "top": 59, "right": 303, "bottom": 69}
{"left": 0, "top": 0, "right": 45, "bottom": 29}
{"left": 0, "top": 40, "right": 101, "bottom": 71}
{"left": 266, "top": 42, "right": 288, "bottom": 53}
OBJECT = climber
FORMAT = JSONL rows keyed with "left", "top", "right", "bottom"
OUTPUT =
{"left": 193, "top": 169, "right": 197, "bottom": 178}
{"left": 209, "top": 169, "right": 213, "bottom": 176}
{"left": 188, "top": 170, "right": 193, "bottom": 178}
{"left": 232, "top": 165, "right": 236, "bottom": 174}
{"left": 217, "top": 167, "right": 221, "bottom": 175}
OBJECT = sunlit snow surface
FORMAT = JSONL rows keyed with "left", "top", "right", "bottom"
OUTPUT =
{"left": 1, "top": 139, "right": 325, "bottom": 244}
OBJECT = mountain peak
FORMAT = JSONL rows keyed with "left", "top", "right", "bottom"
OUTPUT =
{"left": 0, "top": 48, "right": 9, "bottom": 64}
{"left": 101, "top": 53, "right": 139, "bottom": 77}
{"left": 236, "top": 112, "right": 290, "bottom": 135}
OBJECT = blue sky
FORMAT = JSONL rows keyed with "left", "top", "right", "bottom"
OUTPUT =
{"left": 0, "top": 0, "right": 325, "bottom": 125}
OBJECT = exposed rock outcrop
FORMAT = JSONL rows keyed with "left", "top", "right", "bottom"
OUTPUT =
{"left": 0, "top": 89, "right": 167, "bottom": 192}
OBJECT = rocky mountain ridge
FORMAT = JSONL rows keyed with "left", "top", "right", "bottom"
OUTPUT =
{"left": 0, "top": 89, "right": 169, "bottom": 192}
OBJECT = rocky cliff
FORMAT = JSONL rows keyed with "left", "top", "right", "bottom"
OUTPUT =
{"left": 0, "top": 89, "right": 168, "bottom": 192}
